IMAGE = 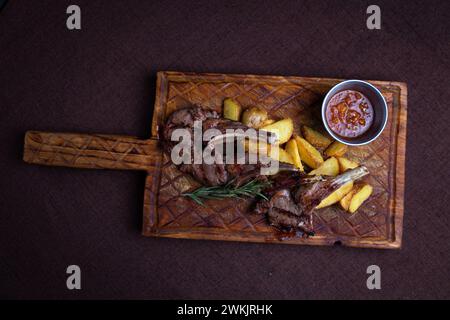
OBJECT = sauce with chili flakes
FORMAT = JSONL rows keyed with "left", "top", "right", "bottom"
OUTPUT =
{"left": 326, "top": 90, "right": 374, "bottom": 138}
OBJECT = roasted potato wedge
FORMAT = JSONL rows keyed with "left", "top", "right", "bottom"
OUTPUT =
{"left": 325, "top": 141, "right": 348, "bottom": 157}
{"left": 245, "top": 140, "right": 293, "bottom": 164}
{"left": 301, "top": 126, "right": 332, "bottom": 148}
{"left": 265, "top": 144, "right": 294, "bottom": 164}
{"left": 294, "top": 136, "right": 324, "bottom": 169}
{"left": 260, "top": 119, "right": 275, "bottom": 127}
{"left": 276, "top": 147, "right": 294, "bottom": 164}
{"left": 241, "top": 107, "right": 268, "bottom": 128}
{"left": 261, "top": 118, "right": 294, "bottom": 145}
{"left": 285, "top": 139, "right": 304, "bottom": 171}
{"left": 348, "top": 184, "right": 373, "bottom": 213}
{"left": 223, "top": 98, "right": 242, "bottom": 121}
{"left": 339, "top": 187, "right": 357, "bottom": 211}
{"left": 316, "top": 181, "right": 354, "bottom": 209}
{"left": 309, "top": 157, "right": 339, "bottom": 176}
{"left": 337, "top": 157, "right": 359, "bottom": 173}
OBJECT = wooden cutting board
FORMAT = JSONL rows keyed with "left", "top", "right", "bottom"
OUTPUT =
{"left": 23, "top": 71, "right": 407, "bottom": 249}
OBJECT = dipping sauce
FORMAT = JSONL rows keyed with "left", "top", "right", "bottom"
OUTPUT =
{"left": 326, "top": 90, "right": 374, "bottom": 138}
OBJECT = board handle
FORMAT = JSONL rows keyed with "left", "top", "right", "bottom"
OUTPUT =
{"left": 23, "top": 131, "right": 161, "bottom": 171}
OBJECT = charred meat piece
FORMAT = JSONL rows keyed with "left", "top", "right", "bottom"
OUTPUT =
{"left": 266, "top": 189, "right": 314, "bottom": 235}
{"left": 254, "top": 189, "right": 314, "bottom": 236}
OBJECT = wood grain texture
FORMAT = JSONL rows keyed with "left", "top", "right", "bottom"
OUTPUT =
{"left": 22, "top": 71, "right": 407, "bottom": 249}
{"left": 143, "top": 71, "right": 407, "bottom": 249}
{"left": 24, "top": 131, "right": 161, "bottom": 171}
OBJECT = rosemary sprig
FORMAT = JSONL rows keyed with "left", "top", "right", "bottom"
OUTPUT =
{"left": 182, "top": 179, "right": 272, "bottom": 206}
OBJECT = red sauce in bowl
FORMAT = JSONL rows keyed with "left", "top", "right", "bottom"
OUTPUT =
{"left": 326, "top": 90, "right": 374, "bottom": 138}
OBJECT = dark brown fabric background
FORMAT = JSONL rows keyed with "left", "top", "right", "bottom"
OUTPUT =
{"left": 0, "top": 0, "right": 449, "bottom": 299}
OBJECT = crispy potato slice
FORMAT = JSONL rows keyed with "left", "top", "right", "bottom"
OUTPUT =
{"left": 245, "top": 140, "right": 293, "bottom": 164}
{"left": 260, "top": 119, "right": 275, "bottom": 127}
{"left": 348, "top": 184, "right": 373, "bottom": 213}
{"left": 294, "top": 136, "right": 324, "bottom": 169}
{"left": 285, "top": 139, "right": 304, "bottom": 171}
{"left": 276, "top": 148, "right": 294, "bottom": 164}
{"left": 316, "top": 181, "right": 354, "bottom": 209}
{"left": 339, "top": 187, "right": 357, "bottom": 211}
{"left": 337, "top": 157, "right": 359, "bottom": 173}
{"left": 241, "top": 107, "right": 268, "bottom": 128}
{"left": 325, "top": 141, "right": 348, "bottom": 157}
{"left": 309, "top": 157, "right": 339, "bottom": 176}
{"left": 223, "top": 98, "right": 242, "bottom": 121}
{"left": 301, "top": 126, "right": 332, "bottom": 148}
{"left": 261, "top": 118, "right": 294, "bottom": 145}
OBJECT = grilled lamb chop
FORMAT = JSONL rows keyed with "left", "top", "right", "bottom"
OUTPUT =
{"left": 161, "top": 106, "right": 295, "bottom": 186}
{"left": 254, "top": 166, "right": 369, "bottom": 237}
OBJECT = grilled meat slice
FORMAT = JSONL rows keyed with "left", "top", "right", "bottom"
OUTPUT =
{"left": 255, "top": 189, "right": 314, "bottom": 236}
{"left": 268, "top": 190, "right": 313, "bottom": 232}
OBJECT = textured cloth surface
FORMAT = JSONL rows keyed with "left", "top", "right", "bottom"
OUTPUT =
{"left": 0, "top": 0, "right": 449, "bottom": 299}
